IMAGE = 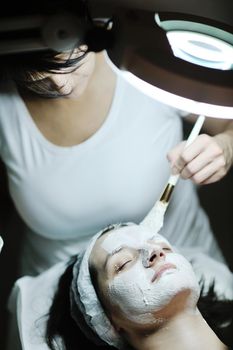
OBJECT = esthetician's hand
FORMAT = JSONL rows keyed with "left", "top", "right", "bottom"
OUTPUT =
{"left": 167, "top": 133, "right": 233, "bottom": 185}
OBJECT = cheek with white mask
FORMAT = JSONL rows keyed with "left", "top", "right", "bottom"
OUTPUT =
{"left": 107, "top": 253, "right": 200, "bottom": 325}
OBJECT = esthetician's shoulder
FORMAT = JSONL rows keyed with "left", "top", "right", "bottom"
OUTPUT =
{"left": 0, "top": 79, "right": 21, "bottom": 124}
{"left": 118, "top": 73, "right": 183, "bottom": 123}
{"left": 118, "top": 71, "right": 183, "bottom": 119}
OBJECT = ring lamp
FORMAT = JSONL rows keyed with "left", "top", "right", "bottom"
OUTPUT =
{"left": 155, "top": 14, "right": 233, "bottom": 71}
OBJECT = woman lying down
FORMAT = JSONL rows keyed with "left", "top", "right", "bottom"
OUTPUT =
{"left": 10, "top": 223, "right": 233, "bottom": 350}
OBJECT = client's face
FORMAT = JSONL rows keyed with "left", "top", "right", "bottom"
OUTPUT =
{"left": 89, "top": 224, "right": 200, "bottom": 327}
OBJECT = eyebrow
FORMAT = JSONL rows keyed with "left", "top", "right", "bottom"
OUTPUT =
{"left": 103, "top": 246, "right": 125, "bottom": 270}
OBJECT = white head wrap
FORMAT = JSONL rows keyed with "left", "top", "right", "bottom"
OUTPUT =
{"left": 71, "top": 200, "right": 164, "bottom": 348}
{"left": 70, "top": 224, "right": 127, "bottom": 349}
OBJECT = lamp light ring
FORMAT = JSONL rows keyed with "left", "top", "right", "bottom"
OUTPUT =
{"left": 166, "top": 31, "right": 233, "bottom": 70}
{"left": 155, "top": 14, "right": 233, "bottom": 47}
{"left": 155, "top": 13, "right": 233, "bottom": 70}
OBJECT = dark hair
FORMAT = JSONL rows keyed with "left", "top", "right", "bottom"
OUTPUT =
{"left": 0, "top": 0, "right": 114, "bottom": 98}
{"left": 46, "top": 255, "right": 114, "bottom": 350}
{"left": 197, "top": 280, "right": 233, "bottom": 347}
{"left": 45, "top": 256, "right": 233, "bottom": 350}
{"left": 0, "top": 1, "right": 90, "bottom": 98}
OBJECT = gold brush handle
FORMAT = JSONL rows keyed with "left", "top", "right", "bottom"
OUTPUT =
{"left": 160, "top": 183, "right": 175, "bottom": 203}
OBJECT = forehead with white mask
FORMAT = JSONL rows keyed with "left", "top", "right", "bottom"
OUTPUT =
{"left": 90, "top": 224, "right": 200, "bottom": 326}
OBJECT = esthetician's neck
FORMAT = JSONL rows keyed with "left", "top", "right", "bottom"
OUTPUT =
{"left": 133, "top": 311, "right": 228, "bottom": 350}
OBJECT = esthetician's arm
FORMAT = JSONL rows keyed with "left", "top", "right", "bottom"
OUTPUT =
{"left": 167, "top": 116, "right": 233, "bottom": 185}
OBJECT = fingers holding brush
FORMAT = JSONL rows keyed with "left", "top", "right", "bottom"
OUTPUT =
{"left": 167, "top": 133, "right": 232, "bottom": 185}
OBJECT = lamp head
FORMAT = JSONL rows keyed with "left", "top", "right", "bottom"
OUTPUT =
{"left": 155, "top": 13, "right": 233, "bottom": 71}
{"left": 96, "top": 1, "right": 233, "bottom": 118}
{"left": 0, "top": 0, "right": 232, "bottom": 117}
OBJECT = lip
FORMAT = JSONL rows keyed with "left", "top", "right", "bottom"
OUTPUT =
{"left": 151, "top": 263, "right": 177, "bottom": 283}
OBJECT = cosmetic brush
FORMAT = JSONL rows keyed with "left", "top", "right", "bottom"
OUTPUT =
{"left": 140, "top": 114, "right": 206, "bottom": 233}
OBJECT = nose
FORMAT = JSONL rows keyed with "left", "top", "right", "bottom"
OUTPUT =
{"left": 142, "top": 246, "right": 166, "bottom": 268}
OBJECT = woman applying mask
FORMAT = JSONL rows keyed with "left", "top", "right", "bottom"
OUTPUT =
{"left": 1, "top": 1, "right": 233, "bottom": 348}
{"left": 0, "top": 1, "right": 233, "bottom": 280}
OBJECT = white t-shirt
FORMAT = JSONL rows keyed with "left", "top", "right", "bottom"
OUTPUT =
{"left": 0, "top": 60, "right": 224, "bottom": 275}
{"left": 2, "top": 55, "right": 230, "bottom": 350}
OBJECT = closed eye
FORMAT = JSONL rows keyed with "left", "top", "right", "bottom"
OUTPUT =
{"left": 116, "top": 260, "right": 132, "bottom": 273}
{"left": 163, "top": 247, "right": 172, "bottom": 251}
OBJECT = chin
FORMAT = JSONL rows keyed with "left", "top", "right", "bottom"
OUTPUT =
{"left": 66, "top": 90, "right": 84, "bottom": 99}
{"left": 65, "top": 84, "right": 89, "bottom": 99}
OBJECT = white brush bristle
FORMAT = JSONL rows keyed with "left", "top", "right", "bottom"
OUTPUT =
{"left": 140, "top": 200, "right": 168, "bottom": 234}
